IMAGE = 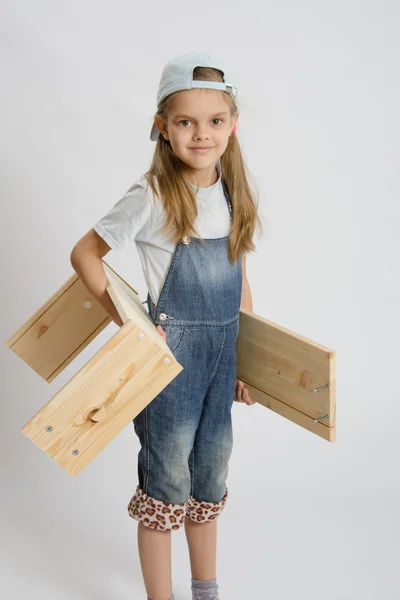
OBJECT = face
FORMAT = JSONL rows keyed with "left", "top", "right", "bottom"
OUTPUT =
{"left": 154, "top": 88, "right": 238, "bottom": 185}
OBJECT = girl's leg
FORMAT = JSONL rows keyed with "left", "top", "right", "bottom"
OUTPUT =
{"left": 184, "top": 518, "right": 217, "bottom": 580}
{"left": 183, "top": 320, "right": 239, "bottom": 598}
{"left": 137, "top": 523, "right": 174, "bottom": 600}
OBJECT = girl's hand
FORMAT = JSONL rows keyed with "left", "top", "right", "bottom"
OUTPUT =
{"left": 157, "top": 325, "right": 167, "bottom": 342}
{"left": 157, "top": 327, "right": 255, "bottom": 406}
{"left": 234, "top": 379, "right": 256, "bottom": 405}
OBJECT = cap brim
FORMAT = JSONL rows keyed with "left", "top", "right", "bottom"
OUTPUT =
{"left": 150, "top": 121, "right": 160, "bottom": 141}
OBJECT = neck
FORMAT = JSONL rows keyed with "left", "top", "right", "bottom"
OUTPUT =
{"left": 185, "top": 165, "right": 219, "bottom": 188}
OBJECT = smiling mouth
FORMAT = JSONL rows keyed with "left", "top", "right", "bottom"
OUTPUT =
{"left": 190, "top": 147, "right": 214, "bottom": 152}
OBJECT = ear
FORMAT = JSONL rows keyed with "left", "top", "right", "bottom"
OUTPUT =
{"left": 154, "top": 115, "right": 168, "bottom": 139}
{"left": 231, "top": 111, "right": 239, "bottom": 133}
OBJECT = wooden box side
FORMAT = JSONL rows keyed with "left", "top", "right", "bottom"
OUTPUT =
{"left": 236, "top": 309, "right": 336, "bottom": 442}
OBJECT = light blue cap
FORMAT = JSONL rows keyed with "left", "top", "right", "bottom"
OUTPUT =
{"left": 150, "top": 51, "right": 238, "bottom": 141}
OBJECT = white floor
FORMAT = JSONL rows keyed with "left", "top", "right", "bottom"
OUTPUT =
{"left": 1, "top": 485, "right": 398, "bottom": 599}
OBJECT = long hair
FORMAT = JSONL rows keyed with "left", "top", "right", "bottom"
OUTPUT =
{"left": 142, "top": 66, "right": 264, "bottom": 263}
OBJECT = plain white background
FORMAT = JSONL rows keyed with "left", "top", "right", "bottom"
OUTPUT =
{"left": 1, "top": 1, "right": 399, "bottom": 598}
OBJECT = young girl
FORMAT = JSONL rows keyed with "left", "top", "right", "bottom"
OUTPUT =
{"left": 70, "top": 51, "right": 262, "bottom": 600}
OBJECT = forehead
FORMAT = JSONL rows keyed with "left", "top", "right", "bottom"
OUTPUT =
{"left": 168, "top": 88, "right": 230, "bottom": 118}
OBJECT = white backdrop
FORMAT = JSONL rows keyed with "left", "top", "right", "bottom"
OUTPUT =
{"left": 1, "top": 1, "right": 399, "bottom": 599}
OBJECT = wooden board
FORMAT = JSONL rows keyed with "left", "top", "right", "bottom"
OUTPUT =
{"left": 5, "top": 261, "right": 143, "bottom": 383}
{"left": 236, "top": 309, "right": 336, "bottom": 442}
{"left": 21, "top": 319, "right": 183, "bottom": 476}
{"left": 5, "top": 274, "right": 113, "bottom": 383}
{"left": 8, "top": 260, "right": 183, "bottom": 475}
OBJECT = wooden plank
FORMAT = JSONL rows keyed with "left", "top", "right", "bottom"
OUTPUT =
{"left": 4, "top": 260, "right": 143, "bottom": 384}
{"left": 103, "top": 262, "right": 154, "bottom": 329}
{"left": 21, "top": 319, "right": 183, "bottom": 476}
{"left": 102, "top": 261, "right": 166, "bottom": 352}
{"left": 236, "top": 309, "right": 336, "bottom": 441}
{"left": 6, "top": 274, "right": 112, "bottom": 382}
{"left": 102, "top": 259, "right": 139, "bottom": 297}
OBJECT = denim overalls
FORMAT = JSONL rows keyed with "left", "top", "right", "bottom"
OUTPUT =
{"left": 128, "top": 181, "right": 242, "bottom": 531}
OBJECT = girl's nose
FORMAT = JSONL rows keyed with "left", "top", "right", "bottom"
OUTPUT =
{"left": 194, "top": 131, "right": 210, "bottom": 139}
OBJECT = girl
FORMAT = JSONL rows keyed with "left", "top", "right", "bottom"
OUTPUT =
{"left": 70, "top": 51, "right": 263, "bottom": 600}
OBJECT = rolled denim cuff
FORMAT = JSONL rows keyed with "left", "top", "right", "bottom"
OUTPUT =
{"left": 128, "top": 485, "right": 186, "bottom": 531}
{"left": 185, "top": 488, "right": 229, "bottom": 523}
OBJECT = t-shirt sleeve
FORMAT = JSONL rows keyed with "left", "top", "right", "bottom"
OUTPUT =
{"left": 93, "top": 181, "right": 151, "bottom": 252}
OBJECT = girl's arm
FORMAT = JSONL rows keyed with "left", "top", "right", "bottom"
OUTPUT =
{"left": 70, "top": 228, "right": 124, "bottom": 327}
{"left": 240, "top": 256, "right": 253, "bottom": 312}
{"left": 236, "top": 257, "right": 256, "bottom": 404}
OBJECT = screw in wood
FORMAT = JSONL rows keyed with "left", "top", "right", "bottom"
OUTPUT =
{"left": 313, "top": 414, "right": 329, "bottom": 423}
{"left": 313, "top": 384, "right": 329, "bottom": 393}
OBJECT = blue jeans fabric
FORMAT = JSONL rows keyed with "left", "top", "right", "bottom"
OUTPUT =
{"left": 128, "top": 192, "right": 242, "bottom": 531}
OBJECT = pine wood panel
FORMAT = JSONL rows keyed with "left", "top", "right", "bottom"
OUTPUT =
{"left": 236, "top": 309, "right": 336, "bottom": 441}
{"left": 6, "top": 274, "right": 112, "bottom": 382}
{"left": 20, "top": 319, "right": 183, "bottom": 476}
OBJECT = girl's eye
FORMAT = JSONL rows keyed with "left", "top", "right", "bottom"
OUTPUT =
{"left": 177, "top": 119, "right": 224, "bottom": 127}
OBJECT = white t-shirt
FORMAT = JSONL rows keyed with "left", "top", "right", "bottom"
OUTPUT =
{"left": 93, "top": 160, "right": 232, "bottom": 306}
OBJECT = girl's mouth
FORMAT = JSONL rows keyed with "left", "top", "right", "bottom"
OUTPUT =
{"left": 191, "top": 147, "right": 214, "bottom": 153}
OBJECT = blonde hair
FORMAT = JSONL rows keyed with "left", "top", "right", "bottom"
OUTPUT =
{"left": 142, "top": 66, "right": 264, "bottom": 263}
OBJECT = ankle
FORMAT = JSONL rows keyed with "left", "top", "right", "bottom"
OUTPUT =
{"left": 191, "top": 577, "right": 219, "bottom": 600}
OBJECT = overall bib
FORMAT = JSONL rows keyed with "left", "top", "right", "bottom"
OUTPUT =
{"left": 128, "top": 182, "right": 242, "bottom": 531}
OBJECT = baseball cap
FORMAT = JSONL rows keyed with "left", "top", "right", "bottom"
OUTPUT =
{"left": 150, "top": 51, "right": 238, "bottom": 141}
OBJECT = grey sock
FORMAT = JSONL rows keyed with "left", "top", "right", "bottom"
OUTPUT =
{"left": 191, "top": 578, "right": 219, "bottom": 600}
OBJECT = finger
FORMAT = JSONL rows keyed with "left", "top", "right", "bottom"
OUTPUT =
{"left": 243, "top": 388, "right": 256, "bottom": 405}
{"left": 234, "top": 383, "right": 240, "bottom": 402}
{"left": 242, "top": 390, "right": 250, "bottom": 405}
{"left": 237, "top": 387, "right": 245, "bottom": 403}
{"left": 157, "top": 325, "right": 167, "bottom": 340}
{"left": 234, "top": 379, "right": 242, "bottom": 402}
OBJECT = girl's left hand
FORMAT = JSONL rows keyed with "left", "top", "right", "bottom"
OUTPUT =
{"left": 234, "top": 379, "right": 256, "bottom": 405}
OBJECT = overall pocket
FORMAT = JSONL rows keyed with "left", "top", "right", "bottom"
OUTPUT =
{"left": 165, "top": 326, "right": 186, "bottom": 355}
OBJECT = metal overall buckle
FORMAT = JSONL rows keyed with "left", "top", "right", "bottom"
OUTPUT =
{"left": 181, "top": 236, "right": 190, "bottom": 245}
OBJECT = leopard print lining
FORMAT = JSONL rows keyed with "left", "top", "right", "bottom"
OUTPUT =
{"left": 186, "top": 488, "right": 228, "bottom": 523}
{"left": 127, "top": 486, "right": 186, "bottom": 531}
{"left": 127, "top": 486, "right": 229, "bottom": 531}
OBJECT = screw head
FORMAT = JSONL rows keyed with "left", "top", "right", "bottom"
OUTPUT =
{"left": 72, "top": 449, "right": 79, "bottom": 456}
{"left": 46, "top": 425, "right": 53, "bottom": 432}
{"left": 83, "top": 300, "right": 92, "bottom": 309}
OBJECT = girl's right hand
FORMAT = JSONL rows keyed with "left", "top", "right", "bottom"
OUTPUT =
{"left": 156, "top": 325, "right": 167, "bottom": 342}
